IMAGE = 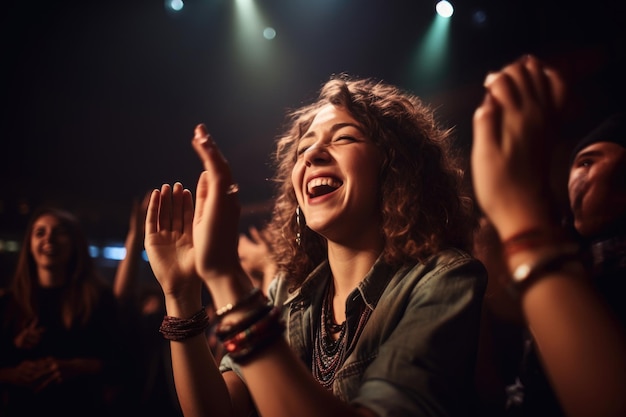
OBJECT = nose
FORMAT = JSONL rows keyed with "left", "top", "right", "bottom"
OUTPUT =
{"left": 304, "top": 142, "right": 331, "bottom": 167}
{"left": 42, "top": 230, "right": 53, "bottom": 242}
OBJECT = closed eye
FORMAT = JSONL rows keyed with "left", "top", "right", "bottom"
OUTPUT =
{"left": 334, "top": 135, "right": 357, "bottom": 143}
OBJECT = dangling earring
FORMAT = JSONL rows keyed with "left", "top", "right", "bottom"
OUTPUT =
{"left": 295, "top": 205, "right": 303, "bottom": 246}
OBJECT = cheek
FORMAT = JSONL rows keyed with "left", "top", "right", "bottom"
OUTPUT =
{"left": 568, "top": 170, "right": 585, "bottom": 201}
{"left": 356, "top": 155, "right": 382, "bottom": 188}
{"left": 30, "top": 238, "right": 38, "bottom": 255}
{"left": 291, "top": 163, "right": 304, "bottom": 202}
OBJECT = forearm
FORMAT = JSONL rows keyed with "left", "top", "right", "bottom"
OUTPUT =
{"left": 241, "top": 339, "right": 376, "bottom": 417}
{"left": 170, "top": 335, "right": 234, "bottom": 417}
{"left": 206, "top": 273, "right": 374, "bottom": 417}
{"left": 520, "top": 265, "right": 626, "bottom": 417}
{"left": 165, "top": 297, "right": 235, "bottom": 417}
{"left": 113, "top": 231, "right": 143, "bottom": 299}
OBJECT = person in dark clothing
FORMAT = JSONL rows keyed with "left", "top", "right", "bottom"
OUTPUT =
{"left": 472, "top": 54, "right": 626, "bottom": 417}
{"left": 0, "top": 207, "right": 123, "bottom": 417}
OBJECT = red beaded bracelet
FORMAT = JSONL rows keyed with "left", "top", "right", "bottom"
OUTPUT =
{"left": 159, "top": 307, "right": 210, "bottom": 341}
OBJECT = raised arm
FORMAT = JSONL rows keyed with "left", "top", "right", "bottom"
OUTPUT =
{"left": 113, "top": 192, "right": 150, "bottom": 301}
{"left": 144, "top": 181, "right": 238, "bottom": 417}
{"left": 471, "top": 54, "right": 626, "bottom": 417}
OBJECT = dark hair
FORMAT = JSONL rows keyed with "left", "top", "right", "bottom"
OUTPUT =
{"left": 569, "top": 111, "right": 626, "bottom": 166}
{"left": 9, "top": 206, "right": 108, "bottom": 329}
{"left": 266, "top": 75, "right": 477, "bottom": 289}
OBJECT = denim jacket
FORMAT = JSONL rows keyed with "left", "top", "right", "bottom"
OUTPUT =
{"left": 220, "top": 247, "right": 487, "bottom": 417}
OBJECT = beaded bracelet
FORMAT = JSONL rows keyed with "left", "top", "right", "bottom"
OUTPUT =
{"left": 159, "top": 307, "right": 210, "bottom": 341}
{"left": 215, "top": 302, "right": 273, "bottom": 341}
{"left": 221, "top": 306, "right": 285, "bottom": 364}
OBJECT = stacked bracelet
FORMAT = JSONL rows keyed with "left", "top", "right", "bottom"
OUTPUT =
{"left": 219, "top": 306, "right": 285, "bottom": 364}
{"left": 159, "top": 307, "right": 210, "bottom": 341}
{"left": 159, "top": 287, "right": 284, "bottom": 363}
{"left": 215, "top": 301, "right": 274, "bottom": 340}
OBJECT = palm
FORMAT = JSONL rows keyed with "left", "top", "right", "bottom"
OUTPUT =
{"left": 145, "top": 231, "right": 196, "bottom": 292}
{"left": 144, "top": 182, "right": 201, "bottom": 295}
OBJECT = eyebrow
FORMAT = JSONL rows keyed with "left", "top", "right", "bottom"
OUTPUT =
{"left": 575, "top": 149, "right": 604, "bottom": 161}
{"left": 301, "top": 122, "right": 364, "bottom": 140}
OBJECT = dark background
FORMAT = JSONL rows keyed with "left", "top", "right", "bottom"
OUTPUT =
{"left": 2, "top": 0, "right": 626, "bottom": 243}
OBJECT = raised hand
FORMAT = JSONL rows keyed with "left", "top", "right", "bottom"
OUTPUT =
{"left": 144, "top": 182, "right": 202, "bottom": 298}
{"left": 471, "top": 54, "right": 567, "bottom": 240}
{"left": 190, "top": 124, "right": 244, "bottom": 284}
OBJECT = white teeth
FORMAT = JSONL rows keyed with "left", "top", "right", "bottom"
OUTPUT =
{"left": 306, "top": 177, "right": 341, "bottom": 194}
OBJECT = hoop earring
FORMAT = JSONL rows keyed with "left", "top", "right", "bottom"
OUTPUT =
{"left": 295, "top": 205, "right": 303, "bottom": 246}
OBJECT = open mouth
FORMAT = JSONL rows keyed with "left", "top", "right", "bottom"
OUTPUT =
{"left": 307, "top": 177, "right": 343, "bottom": 198}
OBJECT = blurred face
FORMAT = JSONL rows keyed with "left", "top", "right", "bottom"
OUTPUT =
{"left": 568, "top": 141, "right": 626, "bottom": 237}
{"left": 30, "top": 214, "right": 73, "bottom": 271}
{"left": 291, "top": 104, "right": 383, "bottom": 243}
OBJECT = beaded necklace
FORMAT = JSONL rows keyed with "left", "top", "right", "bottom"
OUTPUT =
{"left": 312, "top": 282, "right": 372, "bottom": 390}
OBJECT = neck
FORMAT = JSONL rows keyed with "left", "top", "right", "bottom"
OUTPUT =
{"left": 37, "top": 266, "right": 67, "bottom": 288}
{"left": 326, "top": 242, "right": 382, "bottom": 301}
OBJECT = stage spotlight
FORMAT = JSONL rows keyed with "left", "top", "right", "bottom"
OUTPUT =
{"left": 263, "top": 27, "right": 276, "bottom": 40}
{"left": 435, "top": 1, "right": 454, "bottom": 18}
{"left": 166, "top": 0, "right": 184, "bottom": 12}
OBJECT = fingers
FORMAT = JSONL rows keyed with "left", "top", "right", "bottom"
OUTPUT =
{"left": 194, "top": 171, "right": 209, "bottom": 223}
{"left": 545, "top": 66, "right": 567, "bottom": 111}
{"left": 484, "top": 60, "right": 527, "bottom": 110}
{"left": 158, "top": 184, "right": 173, "bottom": 232}
{"left": 484, "top": 54, "right": 562, "bottom": 114}
{"left": 171, "top": 182, "right": 184, "bottom": 234}
{"left": 191, "top": 123, "right": 235, "bottom": 193}
{"left": 472, "top": 91, "right": 502, "bottom": 153}
{"left": 523, "top": 55, "right": 551, "bottom": 106}
{"left": 145, "top": 183, "right": 193, "bottom": 235}
{"left": 145, "top": 189, "right": 161, "bottom": 235}
{"left": 248, "top": 226, "right": 263, "bottom": 243}
{"left": 182, "top": 188, "right": 194, "bottom": 236}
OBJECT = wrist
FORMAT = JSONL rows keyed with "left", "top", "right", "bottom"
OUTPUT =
{"left": 163, "top": 292, "right": 204, "bottom": 319}
{"left": 202, "top": 267, "right": 256, "bottom": 311}
{"left": 505, "top": 243, "right": 582, "bottom": 296}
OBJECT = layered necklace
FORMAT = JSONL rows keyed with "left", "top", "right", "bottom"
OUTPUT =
{"left": 312, "top": 281, "right": 371, "bottom": 390}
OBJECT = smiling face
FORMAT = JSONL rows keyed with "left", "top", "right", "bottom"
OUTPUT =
{"left": 568, "top": 141, "right": 626, "bottom": 238}
{"left": 30, "top": 213, "right": 73, "bottom": 274}
{"left": 291, "top": 104, "right": 384, "bottom": 245}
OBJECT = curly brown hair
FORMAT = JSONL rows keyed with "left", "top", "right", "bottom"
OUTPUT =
{"left": 266, "top": 75, "right": 477, "bottom": 289}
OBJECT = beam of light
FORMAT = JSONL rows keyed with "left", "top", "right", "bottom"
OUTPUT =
{"left": 231, "top": 0, "right": 282, "bottom": 89}
{"left": 233, "top": 0, "right": 276, "bottom": 65}
{"left": 407, "top": 13, "right": 452, "bottom": 94}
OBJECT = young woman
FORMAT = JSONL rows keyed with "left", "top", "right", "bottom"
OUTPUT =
{"left": 0, "top": 207, "right": 123, "bottom": 417}
{"left": 145, "top": 75, "right": 487, "bottom": 417}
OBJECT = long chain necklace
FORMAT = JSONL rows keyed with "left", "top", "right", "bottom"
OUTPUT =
{"left": 312, "top": 282, "right": 371, "bottom": 390}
